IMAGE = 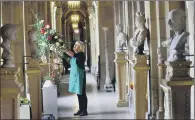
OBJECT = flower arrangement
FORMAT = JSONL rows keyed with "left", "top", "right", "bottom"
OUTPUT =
{"left": 30, "top": 13, "right": 65, "bottom": 59}
{"left": 49, "top": 32, "right": 65, "bottom": 55}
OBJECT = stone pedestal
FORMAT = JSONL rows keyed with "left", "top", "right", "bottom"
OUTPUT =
{"left": 130, "top": 55, "right": 149, "bottom": 119}
{"left": 160, "top": 61, "right": 193, "bottom": 119}
{"left": 114, "top": 52, "right": 128, "bottom": 107}
{"left": 26, "top": 58, "right": 42, "bottom": 119}
{"left": 0, "top": 67, "right": 24, "bottom": 119}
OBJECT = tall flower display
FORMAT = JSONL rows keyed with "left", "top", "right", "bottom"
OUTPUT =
{"left": 30, "top": 14, "right": 65, "bottom": 59}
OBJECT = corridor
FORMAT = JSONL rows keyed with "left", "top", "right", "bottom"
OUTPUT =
{"left": 58, "top": 73, "right": 131, "bottom": 119}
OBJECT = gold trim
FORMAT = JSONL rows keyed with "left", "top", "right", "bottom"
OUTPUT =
{"left": 26, "top": 70, "right": 41, "bottom": 73}
{"left": 1, "top": 88, "right": 19, "bottom": 95}
{"left": 167, "top": 81, "right": 194, "bottom": 86}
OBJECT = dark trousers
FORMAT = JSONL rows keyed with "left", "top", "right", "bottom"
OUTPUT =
{"left": 77, "top": 76, "right": 88, "bottom": 112}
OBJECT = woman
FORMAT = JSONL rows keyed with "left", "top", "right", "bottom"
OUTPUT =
{"left": 64, "top": 41, "right": 88, "bottom": 116}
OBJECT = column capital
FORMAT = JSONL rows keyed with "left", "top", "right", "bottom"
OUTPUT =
{"left": 165, "top": 61, "right": 193, "bottom": 81}
{"left": 114, "top": 52, "right": 128, "bottom": 63}
{"left": 56, "top": 7, "right": 62, "bottom": 16}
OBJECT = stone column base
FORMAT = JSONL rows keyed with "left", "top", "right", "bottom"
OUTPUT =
{"left": 117, "top": 100, "right": 129, "bottom": 107}
{"left": 156, "top": 110, "right": 164, "bottom": 119}
{"left": 104, "top": 84, "right": 114, "bottom": 92}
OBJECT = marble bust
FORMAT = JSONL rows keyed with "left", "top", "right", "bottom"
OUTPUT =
{"left": 130, "top": 12, "right": 148, "bottom": 55}
{"left": 162, "top": 9, "right": 188, "bottom": 62}
{"left": 116, "top": 24, "right": 127, "bottom": 52}
{"left": 28, "top": 28, "right": 38, "bottom": 59}
{"left": 0, "top": 24, "right": 17, "bottom": 68}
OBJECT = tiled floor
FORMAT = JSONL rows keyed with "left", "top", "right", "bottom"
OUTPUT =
{"left": 58, "top": 73, "right": 131, "bottom": 119}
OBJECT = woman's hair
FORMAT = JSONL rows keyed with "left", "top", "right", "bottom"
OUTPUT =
{"left": 76, "top": 41, "right": 85, "bottom": 52}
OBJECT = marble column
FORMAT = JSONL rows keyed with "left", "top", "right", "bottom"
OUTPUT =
{"left": 130, "top": 55, "right": 149, "bottom": 119}
{"left": 0, "top": 67, "right": 24, "bottom": 119}
{"left": 88, "top": 10, "right": 96, "bottom": 68}
{"left": 186, "top": 1, "right": 194, "bottom": 77}
{"left": 186, "top": 2, "right": 195, "bottom": 119}
{"left": 26, "top": 58, "right": 42, "bottom": 119}
{"left": 144, "top": 2, "right": 158, "bottom": 119}
{"left": 98, "top": 1, "right": 115, "bottom": 90}
{"left": 136, "top": 1, "right": 145, "bottom": 12}
{"left": 156, "top": 48, "right": 166, "bottom": 119}
{"left": 114, "top": 52, "right": 128, "bottom": 107}
{"left": 56, "top": 7, "right": 62, "bottom": 33}
{"left": 160, "top": 61, "right": 193, "bottom": 119}
{"left": 102, "top": 27, "right": 114, "bottom": 91}
{"left": 155, "top": 1, "right": 167, "bottom": 119}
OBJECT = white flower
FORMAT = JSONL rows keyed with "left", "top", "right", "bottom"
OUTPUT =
{"left": 53, "top": 64, "right": 58, "bottom": 70}
{"left": 45, "top": 25, "right": 50, "bottom": 29}
{"left": 41, "top": 55, "right": 47, "bottom": 63}
{"left": 59, "top": 39, "right": 63, "bottom": 42}
{"left": 56, "top": 42, "right": 60, "bottom": 47}
{"left": 39, "top": 20, "right": 44, "bottom": 24}
{"left": 50, "top": 46, "right": 54, "bottom": 50}
{"left": 54, "top": 36, "right": 58, "bottom": 39}
{"left": 50, "top": 30, "right": 55, "bottom": 34}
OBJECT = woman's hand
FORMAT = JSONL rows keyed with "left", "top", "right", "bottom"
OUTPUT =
{"left": 62, "top": 44, "right": 74, "bottom": 57}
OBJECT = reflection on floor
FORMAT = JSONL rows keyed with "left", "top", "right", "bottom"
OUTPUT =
{"left": 58, "top": 73, "right": 131, "bottom": 119}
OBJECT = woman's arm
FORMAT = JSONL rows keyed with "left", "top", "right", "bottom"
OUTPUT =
{"left": 65, "top": 50, "right": 74, "bottom": 57}
{"left": 62, "top": 45, "right": 74, "bottom": 57}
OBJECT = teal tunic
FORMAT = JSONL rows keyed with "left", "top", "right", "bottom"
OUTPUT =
{"left": 68, "top": 57, "right": 85, "bottom": 95}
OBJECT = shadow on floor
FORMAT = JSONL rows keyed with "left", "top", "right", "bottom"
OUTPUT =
{"left": 58, "top": 106, "right": 73, "bottom": 112}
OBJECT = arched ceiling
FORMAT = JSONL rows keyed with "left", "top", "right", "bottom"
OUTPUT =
{"left": 61, "top": 1, "right": 89, "bottom": 23}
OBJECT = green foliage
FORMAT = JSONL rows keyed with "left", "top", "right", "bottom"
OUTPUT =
{"left": 20, "top": 97, "right": 30, "bottom": 105}
{"left": 43, "top": 73, "right": 54, "bottom": 81}
{"left": 30, "top": 14, "right": 65, "bottom": 58}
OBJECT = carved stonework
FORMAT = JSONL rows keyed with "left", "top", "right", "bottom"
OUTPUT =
{"left": 160, "top": 80, "right": 192, "bottom": 119}
{"left": 130, "top": 12, "right": 149, "bottom": 55}
{"left": 0, "top": 24, "right": 17, "bottom": 68}
{"left": 161, "top": 60, "right": 193, "bottom": 119}
{"left": 0, "top": 67, "right": 24, "bottom": 119}
{"left": 160, "top": 85, "right": 172, "bottom": 119}
{"left": 162, "top": 9, "right": 188, "bottom": 62}
{"left": 28, "top": 28, "right": 39, "bottom": 59}
{"left": 27, "top": 57, "right": 39, "bottom": 69}
{"left": 165, "top": 61, "right": 193, "bottom": 81}
{"left": 116, "top": 24, "right": 127, "bottom": 52}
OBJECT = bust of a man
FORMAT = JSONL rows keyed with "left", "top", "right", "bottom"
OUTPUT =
{"left": 130, "top": 12, "right": 148, "bottom": 55}
{"left": 116, "top": 24, "right": 127, "bottom": 52}
{"left": 0, "top": 24, "right": 17, "bottom": 68}
{"left": 162, "top": 9, "right": 188, "bottom": 62}
{"left": 28, "top": 28, "right": 38, "bottom": 59}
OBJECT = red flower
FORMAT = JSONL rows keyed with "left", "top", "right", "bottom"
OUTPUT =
{"left": 48, "top": 35, "right": 52, "bottom": 41}
{"left": 40, "top": 28, "right": 45, "bottom": 34}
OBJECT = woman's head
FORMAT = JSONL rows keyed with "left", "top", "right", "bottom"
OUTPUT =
{"left": 73, "top": 41, "right": 85, "bottom": 53}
